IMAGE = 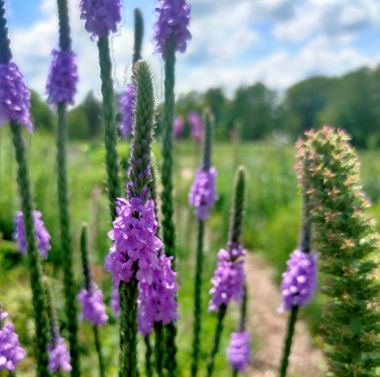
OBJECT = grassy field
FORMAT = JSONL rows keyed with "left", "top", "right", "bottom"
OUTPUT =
{"left": 1, "top": 127, "right": 380, "bottom": 376}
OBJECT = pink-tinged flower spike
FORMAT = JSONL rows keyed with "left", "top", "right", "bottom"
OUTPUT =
{"left": 227, "top": 332, "right": 250, "bottom": 372}
{"left": 154, "top": 0, "right": 191, "bottom": 57}
{"left": 46, "top": 49, "right": 78, "bottom": 106}
{"left": 188, "top": 111, "right": 203, "bottom": 141}
{"left": 80, "top": 0, "right": 122, "bottom": 39}
{"left": 119, "top": 83, "right": 136, "bottom": 138}
{"left": 48, "top": 337, "right": 72, "bottom": 372}
{"left": 13, "top": 210, "right": 51, "bottom": 259}
{"left": 0, "top": 309, "right": 26, "bottom": 371}
{"left": 173, "top": 116, "right": 184, "bottom": 138}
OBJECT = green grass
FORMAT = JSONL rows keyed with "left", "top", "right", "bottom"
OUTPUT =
{"left": 1, "top": 128, "right": 380, "bottom": 376}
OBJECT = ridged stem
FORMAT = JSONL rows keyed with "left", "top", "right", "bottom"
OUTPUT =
{"left": 133, "top": 9, "right": 143, "bottom": 64}
{"left": 154, "top": 322, "right": 164, "bottom": 377}
{"left": 10, "top": 122, "right": 50, "bottom": 377}
{"left": 206, "top": 305, "right": 227, "bottom": 377}
{"left": 201, "top": 110, "right": 213, "bottom": 171}
{"left": 44, "top": 280, "right": 59, "bottom": 342}
{"left": 57, "top": 0, "right": 71, "bottom": 52}
{"left": 92, "top": 325, "right": 106, "bottom": 377}
{"left": 144, "top": 336, "right": 153, "bottom": 377}
{"left": 97, "top": 36, "right": 121, "bottom": 220}
{"left": 56, "top": 103, "right": 80, "bottom": 377}
{"left": 239, "top": 285, "right": 248, "bottom": 333}
{"left": 278, "top": 306, "right": 299, "bottom": 377}
{"left": 0, "top": 0, "right": 11, "bottom": 64}
{"left": 191, "top": 219, "right": 205, "bottom": 377}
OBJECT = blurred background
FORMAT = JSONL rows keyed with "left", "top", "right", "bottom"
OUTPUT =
{"left": 2, "top": 0, "right": 380, "bottom": 376}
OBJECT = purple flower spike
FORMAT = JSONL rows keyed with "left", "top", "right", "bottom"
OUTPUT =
{"left": 226, "top": 332, "right": 251, "bottom": 372}
{"left": 119, "top": 83, "right": 136, "bottom": 138}
{"left": 0, "top": 311, "right": 26, "bottom": 371}
{"left": 278, "top": 249, "right": 317, "bottom": 312}
{"left": 189, "top": 167, "right": 217, "bottom": 221}
{"left": 105, "top": 197, "right": 162, "bottom": 287}
{"left": 48, "top": 336, "right": 72, "bottom": 372}
{"left": 80, "top": 0, "right": 122, "bottom": 39}
{"left": 137, "top": 255, "right": 178, "bottom": 336}
{"left": 209, "top": 248, "right": 246, "bottom": 312}
{"left": 77, "top": 283, "right": 109, "bottom": 326}
{"left": 46, "top": 49, "right": 78, "bottom": 106}
{"left": 154, "top": 0, "right": 191, "bottom": 57}
{"left": 188, "top": 111, "right": 202, "bottom": 141}
{"left": 173, "top": 116, "right": 184, "bottom": 139}
{"left": 0, "top": 61, "right": 33, "bottom": 132}
{"left": 110, "top": 285, "right": 120, "bottom": 317}
{"left": 13, "top": 210, "right": 51, "bottom": 259}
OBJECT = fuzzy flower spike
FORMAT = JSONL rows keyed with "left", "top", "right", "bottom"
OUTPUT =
{"left": 0, "top": 308, "right": 26, "bottom": 371}
{"left": 227, "top": 332, "right": 250, "bottom": 372}
{"left": 119, "top": 82, "right": 136, "bottom": 138}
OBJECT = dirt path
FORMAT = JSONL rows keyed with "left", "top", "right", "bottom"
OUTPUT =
{"left": 245, "top": 253, "right": 324, "bottom": 377}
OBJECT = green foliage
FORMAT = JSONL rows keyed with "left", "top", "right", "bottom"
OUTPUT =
{"left": 30, "top": 90, "right": 55, "bottom": 131}
{"left": 298, "top": 126, "right": 380, "bottom": 376}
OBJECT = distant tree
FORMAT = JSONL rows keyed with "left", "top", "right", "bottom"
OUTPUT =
{"left": 83, "top": 91, "right": 102, "bottom": 138}
{"left": 30, "top": 90, "right": 55, "bottom": 131}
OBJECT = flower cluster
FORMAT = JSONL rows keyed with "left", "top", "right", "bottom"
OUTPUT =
{"left": 153, "top": 0, "right": 191, "bottom": 56}
{"left": 226, "top": 332, "right": 250, "bottom": 372}
{"left": 137, "top": 255, "right": 178, "bottom": 336}
{"left": 48, "top": 337, "right": 72, "bottom": 372}
{"left": 80, "top": 0, "right": 122, "bottom": 39}
{"left": 119, "top": 83, "right": 136, "bottom": 138}
{"left": 0, "top": 61, "right": 33, "bottom": 132}
{"left": 77, "top": 284, "right": 109, "bottom": 326}
{"left": 0, "top": 311, "right": 26, "bottom": 371}
{"left": 13, "top": 210, "right": 51, "bottom": 259}
{"left": 105, "top": 197, "right": 162, "bottom": 286}
{"left": 188, "top": 111, "right": 202, "bottom": 141}
{"left": 173, "top": 116, "right": 184, "bottom": 138}
{"left": 209, "top": 248, "right": 246, "bottom": 312}
{"left": 46, "top": 49, "right": 78, "bottom": 106}
{"left": 278, "top": 249, "right": 317, "bottom": 312}
{"left": 189, "top": 167, "right": 217, "bottom": 221}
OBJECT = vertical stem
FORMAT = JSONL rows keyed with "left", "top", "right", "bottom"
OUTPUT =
{"left": 93, "top": 325, "right": 106, "bottom": 377}
{"left": 144, "top": 335, "right": 153, "bottom": 377}
{"left": 133, "top": 9, "right": 144, "bottom": 64}
{"left": 206, "top": 305, "right": 227, "bottom": 377}
{"left": 154, "top": 322, "right": 164, "bottom": 377}
{"left": 10, "top": 122, "right": 50, "bottom": 377}
{"left": 160, "top": 38, "right": 177, "bottom": 376}
{"left": 278, "top": 306, "right": 299, "bottom": 377}
{"left": 191, "top": 219, "right": 205, "bottom": 377}
{"left": 56, "top": 103, "right": 80, "bottom": 377}
{"left": 232, "top": 370, "right": 238, "bottom": 377}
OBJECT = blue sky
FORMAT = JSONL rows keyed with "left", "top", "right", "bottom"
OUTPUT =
{"left": 5, "top": 0, "right": 380, "bottom": 102}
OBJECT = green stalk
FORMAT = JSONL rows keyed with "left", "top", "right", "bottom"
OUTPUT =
{"left": 206, "top": 305, "right": 227, "bottom": 377}
{"left": 133, "top": 9, "right": 144, "bottom": 64}
{"left": 10, "top": 122, "right": 50, "bottom": 377}
{"left": 55, "top": 1, "right": 80, "bottom": 374}
{"left": 160, "top": 37, "right": 177, "bottom": 376}
{"left": 144, "top": 336, "right": 153, "bottom": 377}
{"left": 154, "top": 322, "right": 164, "bottom": 377}
{"left": 80, "top": 225, "right": 105, "bottom": 377}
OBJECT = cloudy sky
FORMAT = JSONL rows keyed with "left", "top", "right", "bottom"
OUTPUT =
{"left": 6, "top": 0, "right": 380, "bottom": 102}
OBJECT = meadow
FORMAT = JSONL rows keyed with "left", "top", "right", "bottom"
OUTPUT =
{"left": 2, "top": 127, "right": 380, "bottom": 376}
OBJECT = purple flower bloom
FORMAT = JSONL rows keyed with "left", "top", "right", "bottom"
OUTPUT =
{"left": 226, "top": 332, "right": 251, "bottom": 372}
{"left": 110, "top": 285, "right": 120, "bottom": 317}
{"left": 105, "top": 197, "right": 162, "bottom": 286}
{"left": 0, "top": 61, "right": 33, "bottom": 132}
{"left": 278, "top": 249, "right": 317, "bottom": 312}
{"left": 209, "top": 248, "right": 246, "bottom": 312}
{"left": 119, "top": 83, "right": 136, "bottom": 138}
{"left": 173, "top": 116, "right": 184, "bottom": 139}
{"left": 137, "top": 255, "right": 178, "bottom": 336}
{"left": 153, "top": 0, "right": 191, "bottom": 57}
{"left": 80, "top": 0, "right": 122, "bottom": 39}
{"left": 189, "top": 167, "right": 217, "bottom": 221}
{"left": 77, "top": 283, "right": 109, "bottom": 326}
{"left": 188, "top": 111, "right": 202, "bottom": 141}
{"left": 0, "top": 311, "right": 26, "bottom": 371}
{"left": 48, "top": 336, "right": 71, "bottom": 372}
{"left": 13, "top": 210, "right": 51, "bottom": 259}
{"left": 46, "top": 49, "right": 78, "bottom": 106}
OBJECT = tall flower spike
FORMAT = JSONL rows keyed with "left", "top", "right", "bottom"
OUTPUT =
{"left": 296, "top": 126, "right": 380, "bottom": 376}
{"left": 13, "top": 210, "right": 51, "bottom": 259}
{"left": 226, "top": 332, "right": 251, "bottom": 373}
{"left": 2, "top": 1, "right": 51, "bottom": 372}
{"left": 119, "top": 83, "right": 136, "bottom": 138}
{"left": 53, "top": 1, "right": 81, "bottom": 374}
{"left": 206, "top": 167, "right": 247, "bottom": 377}
{"left": 0, "top": 308, "right": 26, "bottom": 371}
{"left": 191, "top": 110, "right": 216, "bottom": 377}
{"left": 154, "top": 0, "right": 192, "bottom": 57}
{"left": 80, "top": 0, "right": 122, "bottom": 39}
